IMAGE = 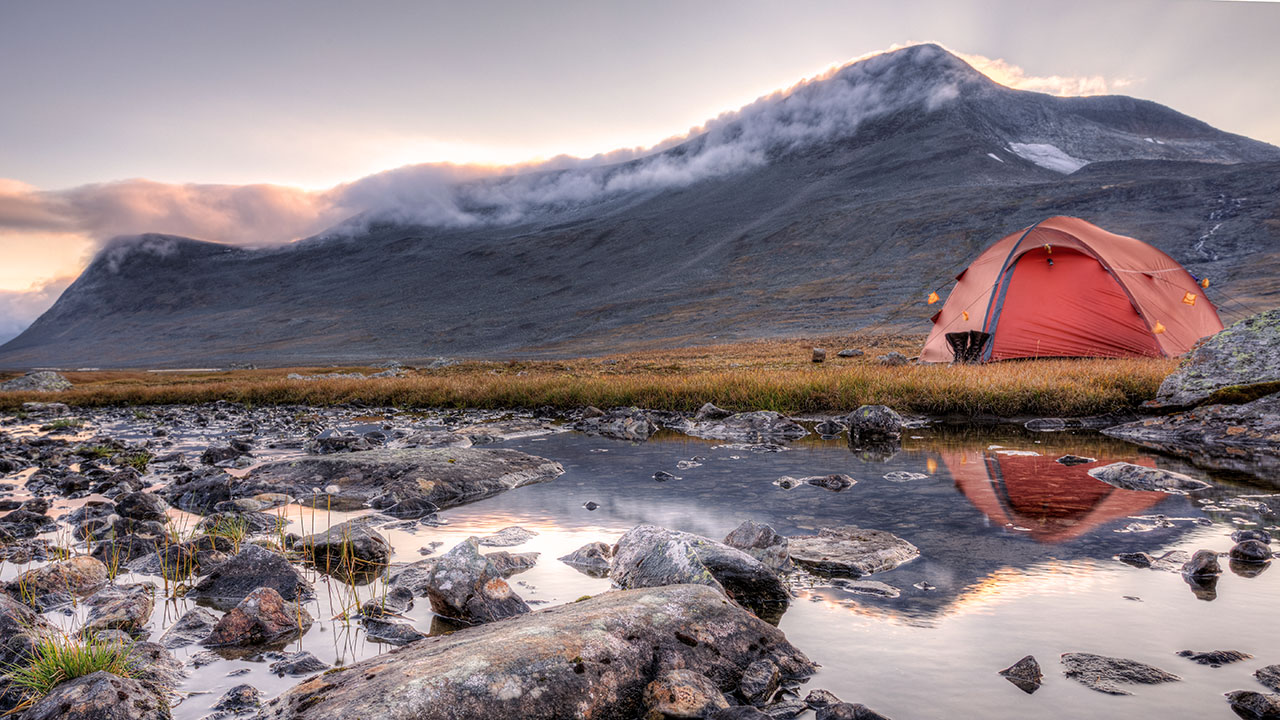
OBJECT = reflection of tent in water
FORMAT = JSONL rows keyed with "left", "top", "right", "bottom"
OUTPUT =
{"left": 943, "top": 450, "right": 1167, "bottom": 543}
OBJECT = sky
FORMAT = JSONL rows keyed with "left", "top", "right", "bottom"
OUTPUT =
{"left": 1, "top": 0, "right": 1278, "bottom": 341}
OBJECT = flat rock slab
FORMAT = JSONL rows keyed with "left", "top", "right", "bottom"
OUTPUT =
{"left": 787, "top": 527, "right": 919, "bottom": 577}
{"left": 1155, "top": 308, "right": 1280, "bottom": 407}
{"left": 1103, "top": 393, "right": 1280, "bottom": 479}
{"left": 259, "top": 585, "right": 814, "bottom": 720}
{"left": 1061, "top": 653, "right": 1181, "bottom": 695}
{"left": 675, "top": 411, "right": 808, "bottom": 443}
{"left": 239, "top": 447, "right": 564, "bottom": 512}
{"left": 1086, "top": 462, "right": 1212, "bottom": 494}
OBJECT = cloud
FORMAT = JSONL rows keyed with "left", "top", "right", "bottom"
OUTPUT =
{"left": 955, "top": 51, "right": 1133, "bottom": 97}
{"left": 0, "top": 275, "right": 75, "bottom": 345}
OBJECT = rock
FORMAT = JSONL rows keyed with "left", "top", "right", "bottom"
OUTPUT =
{"left": 305, "top": 432, "right": 373, "bottom": 454}
{"left": 201, "top": 445, "right": 248, "bottom": 465}
{"left": 1115, "top": 550, "right": 1190, "bottom": 572}
{"left": 20, "top": 401, "right": 70, "bottom": 414}
{"left": 259, "top": 585, "right": 814, "bottom": 720}
{"left": 298, "top": 519, "right": 391, "bottom": 576}
{"left": 1055, "top": 454, "right": 1096, "bottom": 466}
{"left": 18, "top": 671, "right": 169, "bottom": 720}
{"left": 739, "top": 659, "right": 780, "bottom": 706}
{"left": 213, "top": 683, "right": 262, "bottom": 715}
{"left": 188, "top": 544, "right": 314, "bottom": 610}
{"left": 1226, "top": 690, "right": 1280, "bottom": 719}
{"left": 478, "top": 526, "right": 538, "bottom": 547}
{"left": 1155, "top": 308, "right": 1280, "bottom": 407}
{"left": 127, "top": 640, "right": 186, "bottom": 692}
{"left": 0, "top": 371, "right": 71, "bottom": 392}
{"left": 1233, "top": 529, "right": 1273, "bottom": 545}
{"left": 158, "top": 606, "right": 220, "bottom": 648}
{"left": 695, "top": 403, "right": 734, "bottom": 421}
{"left": 0, "top": 593, "right": 55, "bottom": 669}
{"left": 205, "top": 587, "right": 314, "bottom": 647}
{"left": 1086, "top": 462, "right": 1211, "bottom": 494}
{"left": 813, "top": 419, "right": 846, "bottom": 436}
{"left": 573, "top": 407, "right": 659, "bottom": 441}
{"left": 875, "top": 352, "right": 908, "bottom": 367}
{"left": 385, "top": 558, "right": 440, "bottom": 597}
{"left": 84, "top": 583, "right": 154, "bottom": 636}
{"left": 270, "top": 651, "right": 330, "bottom": 676}
{"left": 999, "top": 655, "right": 1042, "bottom": 693}
{"left": 114, "top": 492, "right": 169, "bottom": 522}
{"left": 723, "top": 521, "right": 791, "bottom": 573}
{"left": 1103, "top": 393, "right": 1280, "bottom": 478}
{"left": 804, "top": 689, "right": 842, "bottom": 709}
{"left": 711, "top": 709, "right": 769, "bottom": 720}
{"left": 1184, "top": 573, "right": 1220, "bottom": 601}
{"left": 644, "top": 669, "right": 729, "bottom": 718}
{"left": 815, "top": 704, "right": 892, "bottom": 720}
{"left": 239, "top": 447, "right": 563, "bottom": 514}
{"left": 787, "top": 527, "right": 919, "bottom": 577}
{"left": 128, "top": 534, "right": 233, "bottom": 578}
{"left": 424, "top": 537, "right": 530, "bottom": 624}
{"left": 833, "top": 579, "right": 899, "bottom": 598}
{"left": 845, "top": 405, "right": 904, "bottom": 442}
{"left": 1231, "top": 540, "right": 1273, "bottom": 564}
{"left": 677, "top": 411, "right": 808, "bottom": 443}
{"left": 881, "top": 472, "right": 927, "bottom": 482}
{"left": 558, "top": 542, "right": 613, "bottom": 576}
{"left": 811, "top": 348, "right": 826, "bottom": 363}
{"left": 1182, "top": 549, "right": 1223, "bottom": 577}
{"left": 5, "top": 555, "right": 108, "bottom": 607}
{"left": 611, "top": 525, "right": 789, "bottom": 619}
{"left": 484, "top": 551, "right": 539, "bottom": 577}
{"left": 1060, "top": 652, "right": 1181, "bottom": 695}
{"left": 653, "top": 470, "right": 681, "bottom": 482}
{"left": 1257, "top": 666, "right": 1280, "bottom": 693}
{"left": 836, "top": 349, "right": 863, "bottom": 358}
{"left": 1177, "top": 649, "right": 1252, "bottom": 667}
{"left": 803, "top": 474, "right": 855, "bottom": 491}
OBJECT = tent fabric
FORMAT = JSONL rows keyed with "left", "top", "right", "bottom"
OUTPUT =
{"left": 921, "top": 216, "right": 1224, "bottom": 362}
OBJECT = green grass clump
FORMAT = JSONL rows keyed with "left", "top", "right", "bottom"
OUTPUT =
{"left": 41, "top": 418, "right": 84, "bottom": 430}
{"left": 116, "top": 451, "right": 153, "bottom": 472}
{"left": 202, "top": 515, "right": 249, "bottom": 552}
{"left": 3, "top": 633, "right": 140, "bottom": 706}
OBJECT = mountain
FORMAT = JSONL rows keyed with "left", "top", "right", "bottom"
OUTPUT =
{"left": 3, "top": 44, "right": 1279, "bottom": 368}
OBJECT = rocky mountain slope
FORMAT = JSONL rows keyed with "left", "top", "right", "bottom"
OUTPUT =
{"left": 3, "top": 44, "right": 1278, "bottom": 368}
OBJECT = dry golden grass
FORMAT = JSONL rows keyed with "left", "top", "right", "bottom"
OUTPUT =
{"left": 0, "top": 334, "right": 1176, "bottom": 417}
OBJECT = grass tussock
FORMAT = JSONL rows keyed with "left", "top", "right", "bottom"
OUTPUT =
{"left": 0, "top": 336, "right": 1176, "bottom": 417}
{"left": 3, "top": 633, "right": 139, "bottom": 706}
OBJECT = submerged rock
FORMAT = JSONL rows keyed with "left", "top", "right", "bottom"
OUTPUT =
{"left": 1115, "top": 550, "right": 1190, "bottom": 572}
{"left": 1225, "top": 690, "right": 1280, "bottom": 719}
{"left": 611, "top": 525, "right": 789, "bottom": 618}
{"left": 787, "top": 527, "right": 919, "bottom": 577}
{"left": 1055, "top": 454, "right": 1096, "bottom": 466}
{"left": 1230, "top": 539, "right": 1273, "bottom": 564}
{"left": 1177, "top": 649, "right": 1252, "bottom": 667}
{"left": 424, "top": 537, "right": 530, "bottom": 624}
{"left": 19, "top": 671, "right": 169, "bottom": 720}
{"left": 572, "top": 407, "right": 659, "bottom": 441}
{"left": 845, "top": 406, "right": 903, "bottom": 443}
{"left": 1060, "top": 652, "right": 1181, "bottom": 695}
{"left": 676, "top": 411, "right": 808, "bottom": 443}
{"left": 558, "top": 541, "right": 613, "bottom": 576}
{"left": 999, "top": 655, "right": 1042, "bottom": 694}
{"left": 158, "top": 606, "right": 220, "bottom": 648}
{"left": 205, "top": 587, "right": 314, "bottom": 647}
{"left": 1086, "top": 462, "right": 1211, "bottom": 494}
{"left": 188, "top": 544, "right": 313, "bottom": 610}
{"left": 1103, "top": 393, "right": 1280, "bottom": 478}
{"left": 1154, "top": 308, "right": 1280, "bottom": 407}
{"left": 1182, "top": 549, "right": 1223, "bottom": 577}
{"left": 258, "top": 585, "right": 814, "bottom": 720}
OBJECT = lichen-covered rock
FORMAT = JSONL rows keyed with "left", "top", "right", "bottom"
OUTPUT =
{"left": 558, "top": 541, "right": 613, "bottom": 576}
{"left": 787, "top": 527, "right": 919, "bottom": 577}
{"left": 694, "top": 403, "right": 733, "bottom": 421}
{"left": 572, "top": 407, "right": 659, "bottom": 441}
{"left": 258, "top": 585, "right": 814, "bottom": 720}
{"left": 1060, "top": 653, "right": 1181, "bottom": 695}
{"left": 0, "top": 371, "right": 72, "bottom": 392}
{"left": 1103, "top": 393, "right": 1280, "bottom": 478}
{"left": 723, "top": 521, "right": 791, "bottom": 573}
{"left": 999, "top": 655, "right": 1042, "bottom": 693}
{"left": 204, "top": 587, "right": 313, "bottom": 647}
{"left": 188, "top": 544, "right": 313, "bottom": 610}
{"left": 212, "top": 683, "right": 262, "bottom": 715}
{"left": 1086, "top": 462, "right": 1211, "bottom": 494}
{"left": 424, "top": 537, "right": 530, "bottom": 624}
{"left": 478, "top": 526, "right": 538, "bottom": 547}
{"left": 18, "top": 671, "right": 170, "bottom": 720}
{"left": 83, "top": 583, "right": 154, "bottom": 636}
{"left": 675, "top": 411, "right": 808, "bottom": 443}
{"left": 1155, "top": 308, "right": 1280, "bottom": 407}
{"left": 738, "top": 659, "right": 780, "bottom": 706}
{"left": 644, "top": 669, "right": 729, "bottom": 718}
{"left": 845, "top": 406, "right": 903, "bottom": 443}
{"left": 611, "top": 525, "right": 789, "bottom": 619}
{"left": 0, "top": 594, "right": 55, "bottom": 669}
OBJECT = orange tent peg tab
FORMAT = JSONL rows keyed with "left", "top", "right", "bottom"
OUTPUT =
{"left": 927, "top": 292, "right": 940, "bottom": 305}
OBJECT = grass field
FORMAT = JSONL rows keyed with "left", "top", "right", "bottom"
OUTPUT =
{"left": 0, "top": 335, "right": 1177, "bottom": 418}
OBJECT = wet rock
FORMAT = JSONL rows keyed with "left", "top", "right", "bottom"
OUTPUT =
{"left": 478, "top": 525, "right": 538, "bottom": 547}
{"left": 739, "top": 659, "right": 780, "bottom": 706}
{"left": 836, "top": 349, "right": 863, "bottom": 358}
{"left": 129, "top": 534, "right": 234, "bottom": 577}
{"left": 19, "top": 671, "right": 169, "bottom": 720}
{"left": 259, "top": 585, "right": 814, "bottom": 720}
{"left": 677, "top": 411, "right": 808, "bottom": 443}
{"left": 832, "top": 579, "right": 899, "bottom": 598}
{"left": 645, "top": 669, "right": 729, "bottom": 718}
{"left": 654, "top": 470, "right": 681, "bottom": 482}
{"left": 573, "top": 407, "right": 659, "bottom": 441}
{"left": 127, "top": 640, "right": 186, "bottom": 692}
{"left": 804, "top": 689, "right": 842, "bottom": 709}
{"left": 1225, "top": 690, "right": 1280, "bottom": 719}
{"left": 1060, "top": 652, "right": 1181, "bottom": 695}
{"left": 694, "top": 403, "right": 734, "bottom": 421}
{"left": 188, "top": 544, "right": 314, "bottom": 610}
{"left": 0, "top": 593, "right": 55, "bottom": 669}
{"left": 1115, "top": 550, "right": 1190, "bottom": 572}
{"left": 298, "top": 519, "right": 391, "bottom": 575}
{"left": 711, "top": 709, "right": 769, "bottom": 720}
{"left": 158, "top": 606, "right": 220, "bottom": 648}
{"left": 611, "top": 525, "right": 789, "bottom": 618}
{"left": 205, "top": 587, "right": 314, "bottom": 647}
{"left": 305, "top": 432, "right": 373, "bottom": 454}
{"left": 813, "top": 419, "right": 846, "bottom": 436}
{"left": 816, "top": 704, "right": 891, "bottom": 720}
{"left": 1103, "top": 393, "right": 1280, "bottom": 478}
{"left": 558, "top": 541, "right": 613, "bottom": 576}
{"left": 1154, "top": 308, "right": 1280, "bottom": 407}
{"left": 5, "top": 555, "right": 108, "bottom": 607}
{"left": 213, "top": 683, "right": 262, "bottom": 715}
{"left": 803, "top": 474, "right": 855, "bottom": 492}
{"left": 844, "top": 405, "right": 903, "bottom": 443}
{"left": 84, "top": 583, "right": 154, "bottom": 636}
{"left": 1256, "top": 666, "right": 1280, "bottom": 693}
{"left": 1086, "top": 462, "right": 1211, "bottom": 494}
{"left": 270, "top": 651, "right": 329, "bottom": 676}
{"left": 240, "top": 447, "right": 563, "bottom": 513}
{"left": 881, "top": 471, "right": 926, "bottom": 482}
{"left": 160, "top": 467, "right": 234, "bottom": 513}
{"left": 787, "top": 526, "right": 919, "bottom": 577}
{"left": 723, "top": 520, "right": 791, "bottom": 573}
{"left": 1055, "top": 454, "right": 1096, "bottom": 466}
{"left": 484, "top": 550, "right": 539, "bottom": 577}
{"left": 115, "top": 491, "right": 169, "bottom": 522}
{"left": 1233, "top": 529, "right": 1273, "bottom": 545}
{"left": 0, "top": 371, "right": 71, "bottom": 392}
{"left": 1231, "top": 540, "right": 1273, "bottom": 564}
{"left": 1182, "top": 549, "right": 1223, "bottom": 577}
{"left": 424, "top": 537, "right": 530, "bottom": 624}
{"left": 998, "top": 655, "right": 1042, "bottom": 693}
{"left": 201, "top": 445, "right": 248, "bottom": 465}
{"left": 1177, "top": 649, "right": 1252, "bottom": 667}
{"left": 363, "top": 617, "right": 427, "bottom": 645}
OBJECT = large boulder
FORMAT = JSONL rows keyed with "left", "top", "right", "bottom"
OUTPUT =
{"left": 204, "top": 587, "right": 314, "bottom": 647}
{"left": 188, "top": 544, "right": 313, "bottom": 610}
{"left": 1060, "top": 653, "right": 1181, "bottom": 695}
{"left": 258, "top": 585, "right": 814, "bottom": 720}
{"left": 18, "top": 671, "right": 170, "bottom": 720}
{"left": 573, "top": 407, "right": 659, "bottom": 441}
{"left": 1154, "top": 308, "right": 1280, "bottom": 407}
{"left": 424, "top": 537, "right": 530, "bottom": 624}
{"left": 297, "top": 519, "right": 391, "bottom": 576}
{"left": 1103, "top": 393, "right": 1280, "bottom": 478}
{"left": 675, "top": 411, "right": 808, "bottom": 443}
{"left": 610, "top": 525, "right": 789, "bottom": 619}
{"left": 1086, "top": 462, "right": 1212, "bottom": 494}
{"left": 0, "top": 371, "right": 72, "bottom": 392}
{"left": 237, "top": 447, "right": 563, "bottom": 515}
{"left": 787, "top": 527, "right": 919, "bottom": 577}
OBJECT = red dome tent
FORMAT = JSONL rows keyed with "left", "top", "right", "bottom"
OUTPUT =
{"left": 921, "top": 216, "right": 1224, "bottom": 363}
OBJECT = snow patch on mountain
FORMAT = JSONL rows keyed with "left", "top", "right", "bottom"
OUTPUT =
{"left": 1008, "top": 143, "right": 1088, "bottom": 174}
